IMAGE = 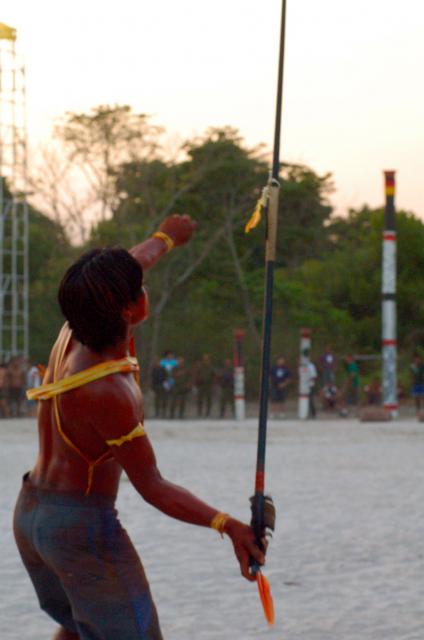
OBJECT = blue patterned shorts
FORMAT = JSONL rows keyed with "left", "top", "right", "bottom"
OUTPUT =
{"left": 13, "top": 474, "right": 163, "bottom": 639}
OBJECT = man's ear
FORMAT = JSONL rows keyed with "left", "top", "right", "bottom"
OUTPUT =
{"left": 123, "top": 290, "right": 149, "bottom": 325}
{"left": 122, "top": 307, "right": 132, "bottom": 323}
{"left": 138, "top": 292, "right": 149, "bottom": 320}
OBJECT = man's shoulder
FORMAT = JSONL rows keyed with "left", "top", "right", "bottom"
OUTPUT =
{"left": 72, "top": 372, "right": 141, "bottom": 434}
{"left": 74, "top": 368, "right": 140, "bottom": 407}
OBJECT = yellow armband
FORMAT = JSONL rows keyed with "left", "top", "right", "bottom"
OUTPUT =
{"left": 106, "top": 422, "right": 146, "bottom": 448}
{"left": 210, "top": 512, "right": 230, "bottom": 538}
{"left": 152, "top": 231, "right": 174, "bottom": 252}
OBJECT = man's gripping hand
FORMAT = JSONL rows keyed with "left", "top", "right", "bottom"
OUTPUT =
{"left": 158, "top": 214, "right": 196, "bottom": 248}
{"left": 224, "top": 518, "right": 267, "bottom": 582}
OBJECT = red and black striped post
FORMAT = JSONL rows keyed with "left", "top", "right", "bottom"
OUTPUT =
{"left": 381, "top": 171, "right": 398, "bottom": 417}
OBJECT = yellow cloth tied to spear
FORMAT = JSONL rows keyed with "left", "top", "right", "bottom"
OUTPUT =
{"left": 0, "top": 23, "right": 17, "bottom": 41}
{"left": 245, "top": 185, "right": 270, "bottom": 233}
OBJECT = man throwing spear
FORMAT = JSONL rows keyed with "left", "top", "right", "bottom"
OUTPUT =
{"left": 13, "top": 214, "right": 268, "bottom": 640}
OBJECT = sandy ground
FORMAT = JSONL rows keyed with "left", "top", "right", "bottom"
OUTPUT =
{"left": 1, "top": 416, "right": 423, "bottom": 640}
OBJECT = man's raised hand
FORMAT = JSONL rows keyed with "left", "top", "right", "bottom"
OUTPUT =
{"left": 159, "top": 214, "right": 196, "bottom": 247}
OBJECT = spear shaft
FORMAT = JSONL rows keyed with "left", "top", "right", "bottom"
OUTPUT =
{"left": 251, "top": 0, "right": 287, "bottom": 565}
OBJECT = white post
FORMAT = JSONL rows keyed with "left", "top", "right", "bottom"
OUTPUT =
{"left": 233, "top": 329, "right": 246, "bottom": 420}
{"left": 298, "top": 328, "right": 311, "bottom": 419}
{"left": 382, "top": 171, "right": 398, "bottom": 418}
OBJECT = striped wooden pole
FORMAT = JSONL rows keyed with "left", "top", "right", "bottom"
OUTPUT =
{"left": 233, "top": 329, "right": 246, "bottom": 420}
{"left": 298, "top": 328, "right": 311, "bottom": 419}
{"left": 382, "top": 170, "right": 398, "bottom": 417}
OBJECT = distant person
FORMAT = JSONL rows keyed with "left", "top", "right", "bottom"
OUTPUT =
{"left": 170, "top": 357, "right": 192, "bottom": 419}
{"left": 195, "top": 354, "right": 215, "bottom": 418}
{"left": 27, "top": 363, "right": 42, "bottom": 389}
{"left": 320, "top": 384, "right": 337, "bottom": 410}
{"left": 26, "top": 363, "right": 43, "bottom": 417}
{"left": 160, "top": 350, "right": 178, "bottom": 415}
{"left": 270, "top": 356, "right": 291, "bottom": 418}
{"left": 319, "top": 345, "right": 337, "bottom": 385}
{"left": 0, "top": 362, "right": 9, "bottom": 417}
{"left": 219, "top": 359, "right": 234, "bottom": 418}
{"left": 344, "top": 355, "right": 360, "bottom": 407}
{"left": 160, "top": 350, "right": 178, "bottom": 386}
{"left": 151, "top": 359, "right": 167, "bottom": 417}
{"left": 410, "top": 354, "right": 424, "bottom": 413}
{"left": 363, "top": 378, "right": 381, "bottom": 406}
{"left": 319, "top": 383, "right": 348, "bottom": 416}
{"left": 307, "top": 359, "right": 318, "bottom": 418}
{"left": 7, "top": 356, "right": 26, "bottom": 417}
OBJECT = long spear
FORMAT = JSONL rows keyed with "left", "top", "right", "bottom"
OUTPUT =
{"left": 246, "top": 0, "right": 288, "bottom": 625}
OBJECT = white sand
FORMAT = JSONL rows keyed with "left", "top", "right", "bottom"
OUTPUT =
{"left": 1, "top": 417, "right": 423, "bottom": 639}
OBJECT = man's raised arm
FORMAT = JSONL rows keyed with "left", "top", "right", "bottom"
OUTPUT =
{"left": 129, "top": 214, "right": 196, "bottom": 272}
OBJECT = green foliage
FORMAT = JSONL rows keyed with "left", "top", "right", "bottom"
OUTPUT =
{"left": 25, "top": 105, "right": 424, "bottom": 396}
{"left": 282, "top": 207, "right": 424, "bottom": 358}
{"left": 278, "top": 165, "right": 334, "bottom": 268}
{"left": 56, "top": 104, "right": 162, "bottom": 165}
{"left": 28, "top": 207, "right": 75, "bottom": 363}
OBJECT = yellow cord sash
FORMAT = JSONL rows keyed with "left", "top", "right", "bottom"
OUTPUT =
{"left": 27, "top": 357, "right": 139, "bottom": 400}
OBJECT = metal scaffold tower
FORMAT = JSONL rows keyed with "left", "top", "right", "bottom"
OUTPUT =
{"left": 0, "top": 23, "right": 29, "bottom": 362}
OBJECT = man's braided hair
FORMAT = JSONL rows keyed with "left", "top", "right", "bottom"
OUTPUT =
{"left": 58, "top": 247, "right": 143, "bottom": 352}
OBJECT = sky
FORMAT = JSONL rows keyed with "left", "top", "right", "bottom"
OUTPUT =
{"left": 2, "top": 0, "right": 424, "bottom": 217}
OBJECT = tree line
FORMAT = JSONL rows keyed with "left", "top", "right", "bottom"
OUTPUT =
{"left": 18, "top": 105, "right": 424, "bottom": 393}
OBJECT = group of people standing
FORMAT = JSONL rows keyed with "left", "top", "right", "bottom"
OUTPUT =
{"left": 269, "top": 347, "right": 360, "bottom": 418}
{"left": 151, "top": 352, "right": 234, "bottom": 419}
{"left": 0, "top": 356, "right": 43, "bottom": 418}
{"left": 150, "top": 346, "right": 362, "bottom": 421}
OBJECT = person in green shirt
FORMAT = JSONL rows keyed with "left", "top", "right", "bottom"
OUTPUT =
{"left": 345, "top": 355, "right": 360, "bottom": 406}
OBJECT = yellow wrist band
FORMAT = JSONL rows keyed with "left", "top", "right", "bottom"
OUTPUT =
{"left": 152, "top": 231, "right": 174, "bottom": 252}
{"left": 210, "top": 512, "right": 230, "bottom": 538}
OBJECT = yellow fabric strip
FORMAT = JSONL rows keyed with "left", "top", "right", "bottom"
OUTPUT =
{"left": 245, "top": 201, "right": 263, "bottom": 233}
{"left": 106, "top": 422, "right": 146, "bottom": 447}
{"left": 0, "top": 23, "right": 17, "bottom": 41}
{"left": 245, "top": 185, "right": 270, "bottom": 234}
{"left": 27, "top": 357, "right": 139, "bottom": 400}
{"left": 54, "top": 324, "right": 72, "bottom": 383}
